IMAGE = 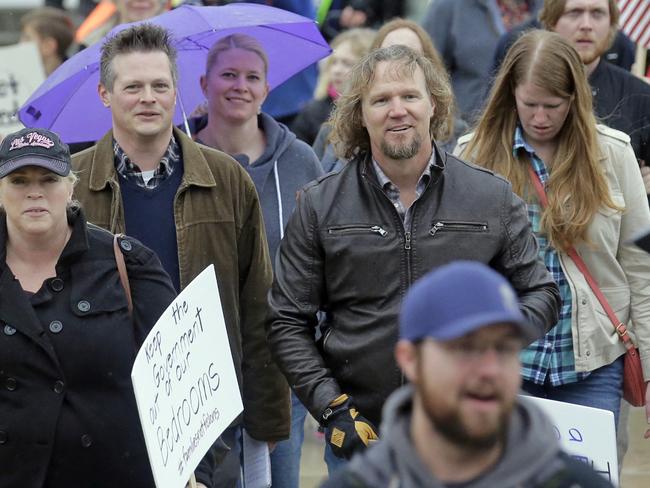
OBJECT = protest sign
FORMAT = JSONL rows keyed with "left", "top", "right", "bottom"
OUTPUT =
{"left": 132, "top": 265, "right": 243, "bottom": 488}
{"left": 523, "top": 395, "right": 619, "bottom": 487}
{"left": 0, "top": 42, "right": 44, "bottom": 134}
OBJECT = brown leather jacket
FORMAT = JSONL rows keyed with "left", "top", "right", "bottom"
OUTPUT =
{"left": 72, "top": 127, "right": 289, "bottom": 442}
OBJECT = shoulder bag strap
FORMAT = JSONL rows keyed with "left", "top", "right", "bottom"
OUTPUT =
{"left": 113, "top": 234, "right": 133, "bottom": 318}
{"left": 527, "top": 166, "right": 636, "bottom": 352}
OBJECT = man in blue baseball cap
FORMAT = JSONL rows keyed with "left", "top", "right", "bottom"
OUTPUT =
{"left": 322, "top": 261, "right": 613, "bottom": 487}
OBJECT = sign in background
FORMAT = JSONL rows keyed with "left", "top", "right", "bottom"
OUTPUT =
{"left": 132, "top": 265, "right": 243, "bottom": 488}
{"left": 524, "top": 396, "right": 619, "bottom": 487}
{"left": 0, "top": 42, "right": 43, "bottom": 134}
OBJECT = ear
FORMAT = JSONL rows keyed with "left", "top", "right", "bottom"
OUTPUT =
{"left": 98, "top": 83, "right": 111, "bottom": 108}
{"left": 395, "top": 340, "right": 418, "bottom": 383}
{"left": 261, "top": 82, "right": 270, "bottom": 104}
{"left": 40, "top": 36, "right": 57, "bottom": 58}
{"left": 200, "top": 74, "right": 208, "bottom": 98}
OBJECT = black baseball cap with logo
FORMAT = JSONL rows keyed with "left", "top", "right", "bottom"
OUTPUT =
{"left": 0, "top": 127, "right": 71, "bottom": 178}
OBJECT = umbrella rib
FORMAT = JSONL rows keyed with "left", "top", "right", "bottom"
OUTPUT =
{"left": 176, "top": 23, "right": 331, "bottom": 52}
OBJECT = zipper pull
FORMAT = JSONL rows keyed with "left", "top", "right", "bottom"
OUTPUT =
{"left": 429, "top": 222, "right": 444, "bottom": 236}
{"left": 371, "top": 225, "right": 388, "bottom": 237}
{"left": 404, "top": 231, "right": 411, "bottom": 250}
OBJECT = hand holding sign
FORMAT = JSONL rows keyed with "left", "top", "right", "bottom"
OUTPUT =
{"left": 132, "top": 265, "right": 243, "bottom": 488}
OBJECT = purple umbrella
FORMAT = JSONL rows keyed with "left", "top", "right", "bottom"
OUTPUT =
{"left": 18, "top": 3, "right": 331, "bottom": 143}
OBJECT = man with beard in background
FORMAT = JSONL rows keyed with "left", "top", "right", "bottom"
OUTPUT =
{"left": 541, "top": 0, "right": 650, "bottom": 183}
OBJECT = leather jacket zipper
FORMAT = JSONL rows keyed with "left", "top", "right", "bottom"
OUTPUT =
{"left": 328, "top": 225, "right": 389, "bottom": 237}
{"left": 429, "top": 221, "right": 488, "bottom": 237}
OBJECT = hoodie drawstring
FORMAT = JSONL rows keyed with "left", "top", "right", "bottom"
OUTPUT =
{"left": 273, "top": 160, "right": 284, "bottom": 239}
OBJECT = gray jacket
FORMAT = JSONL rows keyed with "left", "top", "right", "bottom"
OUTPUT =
{"left": 322, "top": 385, "right": 614, "bottom": 488}
{"left": 422, "top": 0, "right": 541, "bottom": 122}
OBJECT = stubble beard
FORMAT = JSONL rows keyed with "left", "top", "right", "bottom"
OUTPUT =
{"left": 578, "top": 30, "right": 614, "bottom": 66}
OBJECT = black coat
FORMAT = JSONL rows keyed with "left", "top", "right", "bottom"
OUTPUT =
{"left": 0, "top": 208, "right": 177, "bottom": 488}
{"left": 267, "top": 144, "right": 561, "bottom": 426}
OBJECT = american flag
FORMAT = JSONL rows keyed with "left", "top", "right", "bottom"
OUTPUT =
{"left": 619, "top": 0, "right": 650, "bottom": 48}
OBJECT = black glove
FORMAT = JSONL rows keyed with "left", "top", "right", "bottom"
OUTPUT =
{"left": 322, "top": 394, "right": 379, "bottom": 459}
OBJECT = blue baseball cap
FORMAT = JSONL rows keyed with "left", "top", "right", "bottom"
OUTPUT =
{"left": 400, "top": 261, "right": 537, "bottom": 344}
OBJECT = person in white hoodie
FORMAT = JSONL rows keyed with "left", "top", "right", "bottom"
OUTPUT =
{"left": 323, "top": 261, "right": 613, "bottom": 488}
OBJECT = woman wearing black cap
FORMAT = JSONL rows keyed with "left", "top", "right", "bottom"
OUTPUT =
{"left": 0, "top": 127, "right": 181, "bottom": 487}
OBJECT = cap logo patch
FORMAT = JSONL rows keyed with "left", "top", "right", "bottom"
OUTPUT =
{"left": 9, "top": 131, "right": 55, "bottom": 151}
{"left": 499, "top": 283, "right": 518, "bottom": 312}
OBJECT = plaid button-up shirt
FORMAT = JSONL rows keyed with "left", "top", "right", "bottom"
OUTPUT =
{"left": 113, "top": 135, "right": 180, "bottom": 190}
{"left": 515, "top": 126, "right": 588, "bottom": 385}
{"left": 372, "top": 153, "right": 434, "bottom": 230}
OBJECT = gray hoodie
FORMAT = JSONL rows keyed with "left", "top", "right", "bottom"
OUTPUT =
{"left": 322, "top": 385, "right": 613, "bottom": 488}
{"left": 194, "top": 113, "right": 323, "bottom": 266}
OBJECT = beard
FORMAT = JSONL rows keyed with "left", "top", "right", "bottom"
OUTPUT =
{"left": 426, "top": 401, "right": 511, "bottom": 450}
{"left": 578, "top": 30, "right": 615, "bottom": 66}
{"left": 418, "top": 376, "right": 514, "bottom": 450}
{"left": 380, "top": 132, "right": 422, "bottom": 160}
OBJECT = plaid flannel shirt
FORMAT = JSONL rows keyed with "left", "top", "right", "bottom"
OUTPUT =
{"left": 113, "top": 135, "right": 179, "bottom": 190}
{"left": 514, "top": 127, "right": 588, "bottom": 385}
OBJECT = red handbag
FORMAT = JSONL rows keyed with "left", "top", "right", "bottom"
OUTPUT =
{"left": 528, "top": 167, "right": 647, "bottom": 406}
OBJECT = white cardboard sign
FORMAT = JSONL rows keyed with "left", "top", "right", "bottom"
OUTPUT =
{"left": 132, "top": 265, "right": 243, "bottom": 488}
{"left": 0, "top": 42, "right": 44, "bottom": 134}
{"left": 523, "top": 395, "right": 619, "bottom": 487}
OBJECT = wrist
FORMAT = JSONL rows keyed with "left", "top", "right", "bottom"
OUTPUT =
{"left": 322, "top": 394, "right": 350, "bottom": 424}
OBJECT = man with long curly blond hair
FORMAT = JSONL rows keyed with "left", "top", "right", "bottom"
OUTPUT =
{"left": 267, "top": 44, "right": 560, "bottom": 474}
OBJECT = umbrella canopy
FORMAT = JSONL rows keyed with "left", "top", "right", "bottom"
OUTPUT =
{"left": 19, "top": 3, "right": 331, "bottom": 143}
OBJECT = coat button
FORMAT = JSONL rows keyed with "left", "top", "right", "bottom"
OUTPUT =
{"left": 77, "top": 300, "right": 91, "bottom": 313}
{"left": 49, "top": 320, "right": 63, "bottom": 334}
{"left": 5, "top": 377, "right": 16, "bottom": 391}
{"left": 81, "top": 434, "right": 93, "bottom": 448}
{"left": 586, "top": 350, "right": 591, "bottom": 357}
{"left": 0, "top": 430, "right": 7, "bottom": 444}
{"left": 53, "top": 380, "right": 65, "bottom": 394}
{"left": 49, "top": 278, "right": 64, "bottom": 292}
{"left": 581, "top": 298, "right": 587, "bottom": 305}
{"left": 3, "top": 325, "right": 16, "bottom": 336}
{"left": 120, "top": 239, "right": 132, "bottom": 252}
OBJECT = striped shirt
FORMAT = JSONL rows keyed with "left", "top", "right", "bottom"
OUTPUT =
{"left": 514, "top": 126, "right": 588, "bottom": 385}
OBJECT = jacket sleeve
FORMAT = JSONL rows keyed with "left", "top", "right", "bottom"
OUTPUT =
{"left": 612, "top": 141, "right": 650, "bottom": 379}
{"left": 493, "top": 186, "right": 561, "bottom": 340}
{"left": 266, "top": 187, "right": 343, "bottom": 422}
{"left": 238, "top": 180, "right": 290, "bottom": 442}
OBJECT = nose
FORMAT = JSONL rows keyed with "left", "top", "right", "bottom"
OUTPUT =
{"left": 578, "top": 11, "right": 593, "bottom": 29}
{"left": 27, "top": 184, "right": 44, "bottom": 199}
{"left": 388, "top": 98, "right": 407, "bottom": 117}
{"left": 475, "top": 348, "right": 502, "bottom": 377}
{"left": 233, "top": 74, "right": 247, "bottom": 90}
{"left": 140, "top": 85, "right": 156, "bottom": 103}
{"left": 532, "top": 106, "right": 548, "bottom": 122}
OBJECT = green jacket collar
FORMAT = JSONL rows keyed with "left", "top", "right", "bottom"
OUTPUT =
{"left": 87, "top": 127, "right": 217, "bottom": 191}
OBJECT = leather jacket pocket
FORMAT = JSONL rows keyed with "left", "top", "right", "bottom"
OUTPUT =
{"left": 328, "top": 225, "right": 389, "bottom": 237}
{"left": 429, "top": 220, "right": 488, "bottom": 237}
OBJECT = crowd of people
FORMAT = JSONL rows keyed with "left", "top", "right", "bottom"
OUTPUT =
{"left": 2, "top": 1, "right": 650, "bottom": 487}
